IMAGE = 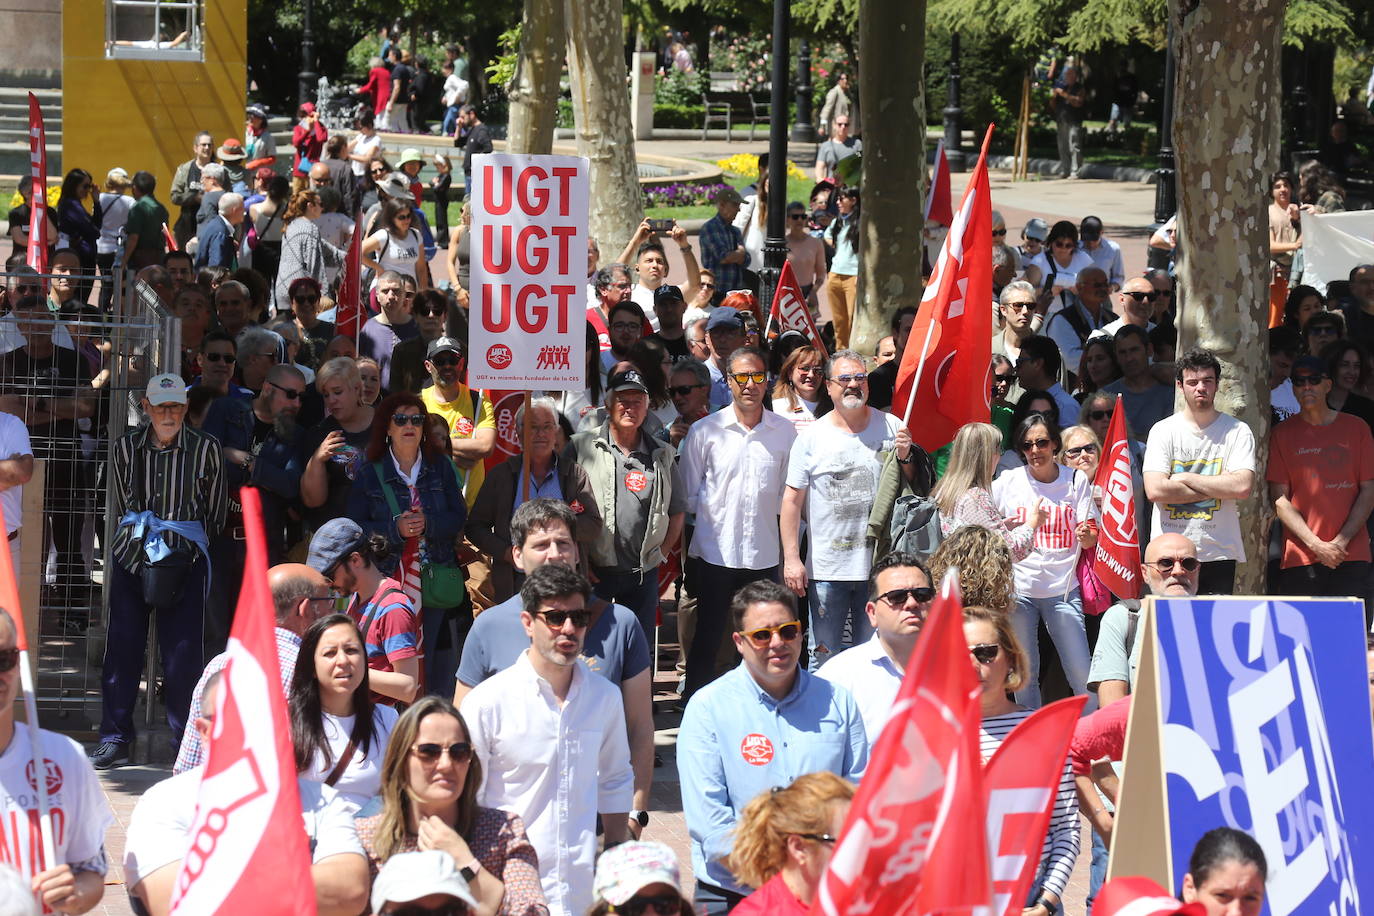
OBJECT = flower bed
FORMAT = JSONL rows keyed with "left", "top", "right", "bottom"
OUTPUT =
{"left": 643, "top": 181, "right": 735, "bottom": 209}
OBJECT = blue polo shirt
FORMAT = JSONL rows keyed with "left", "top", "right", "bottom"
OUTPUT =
{"left": 677, "top": 664, "right": 868, "bottom": 895}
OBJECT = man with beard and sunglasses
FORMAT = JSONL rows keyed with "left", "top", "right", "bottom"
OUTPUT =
{"left": 460, "top": 564, "right": 633, "bottom": 916}
{"left": 677, "top": 579, "right": 867, "bottom": 914}
{"left": 421, "top": 336, "right": 496, "bottom": 506}
{"left": 202, "top": 364, "right": 306, "bottom": 655}
{"left": 816, "top": 551, "right": 934, "bottom": 743}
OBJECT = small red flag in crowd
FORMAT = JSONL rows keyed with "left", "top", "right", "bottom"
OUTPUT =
{"left": 983, "top": 696, "right": 1086, "bottom": 916}
{"left": 766, "top": 260, "right": 827, "bottom": 354}
{"left": 925, "top": 139, "right": 953, "bottom": 228}
{"left": 161, "top": 222, "right": 178, "bottom": 252}
{"left": 169, "top": 488, "right": 317, "bottom": 916}
{"left": 893, "top": 127, "right": 995, "bottom": 452}
{"left": 26, "top": 93, "right": 49, "bottom": 280}
{"left": 813, "top": 570, "right": 993, "bottom": 916}
{"left": 335, "top": 209, "right": 366, "bottom": 340}
{"left": 1092, "top": 396, "right": 1141, "bottom": 599}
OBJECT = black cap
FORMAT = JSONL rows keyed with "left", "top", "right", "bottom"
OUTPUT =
{"left": 426, "top": 336, "right": 463, "bottom": 360}
{"left": 653, "top": 285, "right": 685, "bottom": 307}
{"left": 1292, "top": 355, "right": 1328, "bottom": 378}
{"left": 607, "top": 368, "right": 649, "bottom": 394}
{"left": 1080, "top": 216, "right": 1103, "bottom": 241}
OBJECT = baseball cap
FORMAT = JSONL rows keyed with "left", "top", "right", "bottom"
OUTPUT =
{"left": 1080, "top": 216, "right": 1104, "bottom": 241}
{"left": 712, "top": 186, "right": 743, "bottom": 205}
{"left": 371, "top": 850, "right": 478, "bottom": 914}
{"left": 706, "top": 308, "right": 745, "bottom": 332}
{"left": 653, "top": 285, "right": 685, "bottom": 308}
{"left": 1093, "top": 877, "right": 1206, "bottom": 916}
{"left": 306, "top": 518, "right": 367, "bottom": 576}
{"left": 217, "top": 139, "right": 246, "bottom": 161}
{"left": 593, "top": 841, "right": 683, "bottom": 907}
{"left": 427, "top": 336, "right": 463, "bottom": 360}
{"left": 607, "top": 368, "right": 650, "bottom": 394}
{"left": 1023, "top": 218, "right": 1050, "bottom": 242}
{"left": 299, "top": 102, "right": 316, "bottom": 115}
{"left": 397, "top": 148, "right": 425, "bottom": 167}
{"left": 145, "top": 374, "right": 187, "bottom": 406}
{"left": 378, "top": 173, "right": 414, "bottom": 200}
{"left": 1292, "top": 355, "right": 1327, "bottom": 378}
{"left": 246, "top": 103, "right": 269, "bottom": 120}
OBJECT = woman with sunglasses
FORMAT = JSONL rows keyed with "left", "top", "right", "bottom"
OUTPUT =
{"left": 1075, "top": 337, "right": 1122, "bottom": 399}
{"left": 350, "top": 392, "right": 468, "bottom": 692}
{"left": 355, "top": 696, "right": 547, "bottom": 916}
{"left": 963, "top": 605, "right": 1078, "bottom": 916}
{"left": 1024, "top": 220, "right": 1094, "bottom": 309}
{"left": 771, "top": 346, "right": 831, "bottom": 431}
{"left": 1059, "top": 425, "right": 1101, "bottom": 481}
{"left": 274, "top": 189, "right": 345, "bottom": 312}
{"left": 363, "top": 197, "right": 431, "bottom": 292}
{"left": 991, "top": 414, "right": 1099, "bottom": 708}
{"left": 56, "top": 168, "right": 102, "bottom": 303}
{"left": 997, "top": 389, "right": 1060, "bottom": 476}
{"left": 823, "top": 188, "right": 861, "bottom": 349}
{"left": 301, "top": 356, "right": 376, "bottom": 529}
{"left": 588, "top": 841, "right": 693, "bottom": 916}
{"left": 290, "top": 614, "right": 399, "bottom": 812}
{"left": 727, "top": 772, "right": 855, "bottom": 915}
{"left": 933, "top": 422, "right": 1043, "bottom": 558}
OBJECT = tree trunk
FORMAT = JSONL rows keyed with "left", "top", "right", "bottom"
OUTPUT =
{"left": 507, "top": 0, "right": 566, "bottom": 155}
{"left": 564, "top": 0, "right": 642, "bottom": 258}
{"left": 1169, "top": 0, "right": 1285, "bottom": 592}
{"left": 852, "top": 0, "right": 927, "bottom": 355}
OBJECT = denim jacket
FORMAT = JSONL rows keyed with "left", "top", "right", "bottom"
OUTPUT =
{"left": 347, "top": 453, "right": 466, "bottom": 565}
{"left": 201, "top": 396, "right": 303, "bottom": 558}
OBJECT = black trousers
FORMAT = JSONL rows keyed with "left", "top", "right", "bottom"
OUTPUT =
{"left": 682, "top": 558, "right": 778, "bottom": 700}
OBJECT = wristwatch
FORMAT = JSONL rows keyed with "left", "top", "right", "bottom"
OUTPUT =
{"left": 1037, "top": 895, "right": 1060, "bottom": 916}
{"left": 629, "top": 809, "right": 649, "bottom": 827}
{"left": 459, "top": 860, "right": 481, "bottom": 882}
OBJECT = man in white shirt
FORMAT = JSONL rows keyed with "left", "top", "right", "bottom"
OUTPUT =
{"left": 460, "top": 564, "right": 633, "bottom": 916}
{"left": 124, "top": 670, "right": 370, "bottom": 916}
{"left": 817, "top": 552, "right": 934, "bottom": 742}
{"left": 0, "top": 410, "right": 32, "bottom": 570}
{"left": 1143, "top": 348, "right": 1256, "bottom": 594}
{"left": 680, "top": 346, "right": 796, "bottom": 699}
{"left": 0, "top": 608, "right": 113, "bottom": 914}
{"left": 1077, "top": 216, "right": 1124, "bottom": 289}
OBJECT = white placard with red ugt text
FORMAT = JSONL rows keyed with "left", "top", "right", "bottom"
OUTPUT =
{"left": 468, "top": 153, "right": 589, "bottom": 390}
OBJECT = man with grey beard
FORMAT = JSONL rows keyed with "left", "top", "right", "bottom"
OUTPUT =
{"left": 201, "top": 363, "right": 306, "bottom": 655}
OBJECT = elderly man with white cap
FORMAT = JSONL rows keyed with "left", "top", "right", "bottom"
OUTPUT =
{"left": 90, "top": 374, "right": 226, "bottom": 770}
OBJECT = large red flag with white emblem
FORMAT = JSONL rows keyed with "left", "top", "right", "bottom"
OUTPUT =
{"left": 26, "top": 93, "right": 49, "bottom": 280}
{"left": 1092, "top": 396, "right": 1141, "bottom": 599}
{"left": 170, "top": 487, "right": 316, "bottom": 916}
{"left": 893, "top": 127, "right": 995, "bottom": 451}
{"left": 335, "top": 209, "right": 365, "bottom": 340}
{"left": 812, "top": 570, "right": 993, "bottom": 916}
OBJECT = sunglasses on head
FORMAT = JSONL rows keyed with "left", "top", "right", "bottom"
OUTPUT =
{"left": 391, "top": 413, "right": 425, "bottom": 426}
{"left": 203, "top": 351, "right": 236, "bottom": 363}
{"left": 669, "top": 383, "right": 705, "bottom": 396}
{"left": 0, "top": 647, "right": 18, "bottom": 672}
{"left": 411, "top": 741, "right": 473, "bottom": 764}
{"left": 969, "top": 643, "right": 1000, "bottom": 665}
{"left": 1146, "top": 556, "right": 1200, "bottom": 573}
{"left": 534, "top": 608, "right": 591, "bottom": 628}
{"left": 877, "top": 586, "right": 935, "bottom": 606}
{"left": 1124, "top": 290, "right": 1160, "bottom": 303}
{"left": 740, "top": 620, "right": 802, "bottom": 646}
{"left": 616, "top": 894, "right": 682, "bottom": 916}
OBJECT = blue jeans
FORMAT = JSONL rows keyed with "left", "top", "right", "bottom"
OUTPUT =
{"left": 442, "top": 105, "right": 461, "bottom": 136}
{"left": 1010, "top": 590, "right": 1093, "bottom": 709}
{"left": 807, "top": 579, "right": 871, "bottom": 671}
{"left": 593, "top": 567, "right": 661, "bottom": 643}
{"left": 1087, "top": 829, "right": 1108, "bottom": 912}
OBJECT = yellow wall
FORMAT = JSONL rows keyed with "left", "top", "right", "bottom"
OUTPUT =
{"left": 62, "top": 0, "right": 246, "bottom": 194}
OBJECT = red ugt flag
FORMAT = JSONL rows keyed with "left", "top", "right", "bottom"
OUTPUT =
{"left": 892, "top": 127, "right": 995, "bottom": 451}
{"left": 925, "top": 139, "right": 953, "bottom": 227}
{"left": 1092, "top": 396, "right": 1141, "bottom": 599}
{"left": 766, "top": 260, "right": 827, "bottom": 354}
{"left": 983, "top": 696, "right": 1086, "bottom": 916}
{"left": 170, "top": 487, "right": 317, "bottom": 916}
{"left": 26, "top": 93, "right": 49, "bottom": 279}
{"left": 335, "top": 209, "right": 366, "bottom": 340}
{"left": 813, "top": 570, "right": 993, "bottom": 916}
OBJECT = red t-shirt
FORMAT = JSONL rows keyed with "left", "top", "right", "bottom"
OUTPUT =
{"left": 348, "top": 576, "right": 421, "bottom": 673}
{"left": 733, "top": 873, "right": 809, "bottom": 916}
{"left": 1267, "top": 411, "right": 1374, "bottom": 568}
{"left": 1069, "top": 696, "right": 1130, "bottom": 776}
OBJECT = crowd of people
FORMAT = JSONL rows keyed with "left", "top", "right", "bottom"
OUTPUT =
{"left": 3, "top": 48, "right": 1374, "bottom": 916}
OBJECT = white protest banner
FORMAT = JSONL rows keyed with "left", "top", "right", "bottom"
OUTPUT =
{"left": 468, "top": 153, "right": 589, "bottom": 390}
{"left": 1301, "top": 210, "right": 1374, "bottom": 296}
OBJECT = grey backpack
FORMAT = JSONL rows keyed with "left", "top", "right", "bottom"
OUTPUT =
{"left": 888, "top": 494, "right": 945, "bottom": 559}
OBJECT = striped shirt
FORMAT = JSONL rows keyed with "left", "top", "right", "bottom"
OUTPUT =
{"left": 111, "top": 423, "right": 227, "bottom": 575}
{"left": 347, "top": 577, "right": 421, "bottom": 672}
{"left": 980, "top": 709, "right": 1080, "bottom": 900}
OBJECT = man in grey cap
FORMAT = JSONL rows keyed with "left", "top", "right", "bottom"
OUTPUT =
{"left": 92, "top": 374, "right": 227, "bottom": 769}
{"left": 1020, "top": 217, "right": 1050, "bottom": 273}
{"left": 1078, "top": 215, "right": 1125, "bottom": 289}
{"left": 699, "top": 187, "right": 748, "bottom": 293}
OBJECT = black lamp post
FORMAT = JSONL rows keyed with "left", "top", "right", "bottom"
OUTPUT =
{"left": 758, "top": 0, "right": 791, "bottom": 313}
{"left": 298, "top": 0, "right": 317, "bottom": 108}
{"left": 791, "top": 39, "right": 817, "bottom": 143}
{"left": 1148, "top": 24, "right": 1177, "bottom": 271}
{"left": 942, "top": 32, "right": 967, "bottom": 172}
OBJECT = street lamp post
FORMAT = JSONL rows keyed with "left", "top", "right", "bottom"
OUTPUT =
{"left": 942, "top": 32, "right": 967, "bottom": 172}
{"left": 791, "top": 39, "right": 817, "bottom": 143}
{"left": 298, "top": 0, "right": 318, "bottom": 108}
{"left": 759, "top": 0, "right": 791, "bottom": 314}
{"left": 1148, "top": 24, "right": 1177, "bottom": 271}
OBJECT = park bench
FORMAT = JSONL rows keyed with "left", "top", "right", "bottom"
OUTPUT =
{"left": 701, "top": 71, "right": 771, "bottom": 141}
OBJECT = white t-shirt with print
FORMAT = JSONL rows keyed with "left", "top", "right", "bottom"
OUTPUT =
{"left": 1142, "top": 411, "right": 1255, "bottom": 562}
{"left": 369, "top": 228, "right": 423, "bottom": 285}
{"left": 786, "top": 410, "right": 903, "bottom": 581}
{"left": 299, "top": 705, "right": 399, "bottom": 813}
{"left": 992, "top": 464, "right": 1099, "bottom": 598}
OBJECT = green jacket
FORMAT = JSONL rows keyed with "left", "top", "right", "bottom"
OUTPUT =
{"left": 567, "top": 423, "right": 677, "bottom": 571}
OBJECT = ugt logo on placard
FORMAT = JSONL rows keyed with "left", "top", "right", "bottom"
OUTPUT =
{"left": 486, "top": 344, "right": 513, "bottom": 370}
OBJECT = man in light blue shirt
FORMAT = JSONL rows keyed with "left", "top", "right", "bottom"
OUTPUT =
{"left": 677, "top": 579, "right": 867, "bottom": 913}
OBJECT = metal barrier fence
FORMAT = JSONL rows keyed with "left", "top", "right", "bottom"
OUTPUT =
{"left": 1, "top": 269, "right": 178, "bottom": 737}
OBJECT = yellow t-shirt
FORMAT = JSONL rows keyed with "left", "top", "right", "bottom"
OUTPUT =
{"left": 422, "top": 384, "right": 496, "bottom": 507}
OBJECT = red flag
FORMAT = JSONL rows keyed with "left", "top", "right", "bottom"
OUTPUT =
{"left": 335, "top": 209, "right": 366, "bottom": 340}
{"left": 893, "top": 127, "right": 995, "bottom": 451}
{"left": 766, "top": 260, "right": 827, "bottom": 354}
{"left": 813, "top": 570, "right": 993, "bottom": 916}
{"left": 170, "top": 488, "right": 317, "bottom": 916}
{"left": 983, "top": 696, "right": 1087, "bottom": 916}
{"left": 925, "top": 139, "right": 953, "bottom": 227}
{"left": 484, "top": 389, "right": 523, "bottom": 472}
{"left": 1092, "top": 396, "right": 1141, "bottom": 599}
{"left": 26, "top": 93, "right": 49, "bottom": 280}
{"left": 162, "top": 222, "right": 179, "bottom": 252}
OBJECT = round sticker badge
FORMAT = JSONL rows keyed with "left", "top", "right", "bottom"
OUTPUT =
{"left": 624, "top": 470, "right": 648, "bottom": 493}
{"left": 740, "top": 734, "right": 774, "bottom": 766}
{"left": 455, "top": 416, "right": 475, "bottom": 437}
